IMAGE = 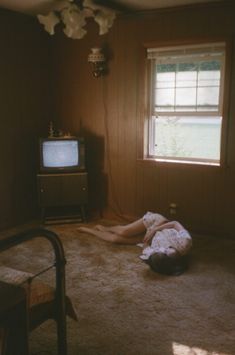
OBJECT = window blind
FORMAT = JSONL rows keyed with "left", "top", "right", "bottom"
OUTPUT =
{"left": 147, "top": 43, "right": 225, "bottom": 64}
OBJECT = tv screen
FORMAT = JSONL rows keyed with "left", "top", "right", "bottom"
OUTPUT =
{"left": 39, "top": 137, "right": 85, "bottom": 173}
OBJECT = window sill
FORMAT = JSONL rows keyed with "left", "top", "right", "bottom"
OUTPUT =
{"left": 137, "top": 157, "right": 222, "bottom": 168}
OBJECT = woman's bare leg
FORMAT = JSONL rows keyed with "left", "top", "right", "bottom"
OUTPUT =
{"left": 94, "top": 218, "right": 146, "bottom": 238}
{"left": 78, "top": 226, "right": 143, "bottom": 245}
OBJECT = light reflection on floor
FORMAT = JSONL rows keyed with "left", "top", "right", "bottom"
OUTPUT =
{"left": 172, "top": 342, "right": 230, "bottom": 355}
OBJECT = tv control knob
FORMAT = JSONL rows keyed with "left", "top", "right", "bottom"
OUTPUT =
{"left": 40, "top": 189, "right": 44, "bottom": 193}
{"left": 82, "top": 187, "right": 86, "bottom": 191}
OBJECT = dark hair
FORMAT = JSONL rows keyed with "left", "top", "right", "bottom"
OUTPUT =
{"left": 146, "top": 251, "right": 189, "bottom": 276}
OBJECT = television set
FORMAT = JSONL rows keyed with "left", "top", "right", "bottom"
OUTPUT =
{"left": 39, "top": 136, "right": 85, "bottom": 173}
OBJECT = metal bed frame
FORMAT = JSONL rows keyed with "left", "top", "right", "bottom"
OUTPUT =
{"left": 0, "top": 227, "right": 68, "bottom": 355}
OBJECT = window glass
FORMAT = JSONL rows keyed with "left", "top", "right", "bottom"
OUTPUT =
{"left": 153, "top": 116, "right": 222, "bottom": 162}
{"left": 147, "top": 43, "right": 225, "bottom": 165}
{"left": 154, "top": 60, "right": 221, "bottom": 113}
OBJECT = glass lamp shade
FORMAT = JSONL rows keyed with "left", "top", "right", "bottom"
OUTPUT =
{"left": 88, "top": 48, "right": 105, "bottom": 63}
{"left": 88, "top": 48, "right": 106, "bottom": 77}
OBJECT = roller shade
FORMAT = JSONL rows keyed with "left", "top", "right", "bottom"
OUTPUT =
{"left": 147, "top": 42, "right": 225, "bottom": 64}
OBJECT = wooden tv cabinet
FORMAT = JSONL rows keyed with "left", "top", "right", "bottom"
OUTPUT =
{"left": 37, "top": 172, "right": 88, "bottom": 224}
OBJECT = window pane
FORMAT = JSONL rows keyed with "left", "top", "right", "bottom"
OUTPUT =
{"left": 176, "top": 88, "right": 197, "bottom": 109}
{"left": 155, "top": 88, "right": 175, "bottom": 109}
{"left": 176, "top": 70, "right": 197, "bottom": 88}
{"left": 155, "top": 59, "right": 222, "bottom": 113}
{"left": 197, "top": 87, "right": 220, "bottom": 110}
{"left": 156, "top": 72, "right": 175, "bottom": 88}
{"left": 200, "top": 60, "right": 221, "bottom": 71}
{"left": 154, "top": 116, "right": 222, "bottom": 162}
{"left": 198, "top": 70, "right": 220, "bottom": 87}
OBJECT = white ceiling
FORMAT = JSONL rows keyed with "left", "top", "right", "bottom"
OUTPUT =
{"left": 0, "top": 0, "right": 61, "bottom": 15}
{"left": 108, "top": 0, "right": 224, "bottom": 11}
{"left": 0, "top": 0, "right": 225, "bottom": 15}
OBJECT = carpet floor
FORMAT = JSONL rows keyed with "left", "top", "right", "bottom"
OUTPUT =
{"left": 0, "top": 219, "right": 235, "bottom": 355}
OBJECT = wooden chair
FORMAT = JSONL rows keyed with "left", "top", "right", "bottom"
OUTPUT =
{"left": 0, "top": 228, "right": 77, "bottom": 355}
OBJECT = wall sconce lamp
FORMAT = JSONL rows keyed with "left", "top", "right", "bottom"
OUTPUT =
{"left": 88, "top": 48, "right": 106, "bottom": 78}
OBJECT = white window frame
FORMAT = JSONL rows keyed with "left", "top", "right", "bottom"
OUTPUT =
{"left": 146, "top": 42, "right": 226, "bottom": 166}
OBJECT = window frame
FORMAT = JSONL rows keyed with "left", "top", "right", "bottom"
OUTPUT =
{"left": 142, "top": 39, "right": 231, "bottom": 167}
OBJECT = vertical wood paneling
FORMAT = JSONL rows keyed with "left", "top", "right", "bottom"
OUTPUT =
{"left": 0, "top": 10, "right": 53, "bottom": 230}
{"left": 115, "top": 19, "right": 139, "bottom": 216}
{"left": 54, "top": 2, "right": 235, "bottom": 237}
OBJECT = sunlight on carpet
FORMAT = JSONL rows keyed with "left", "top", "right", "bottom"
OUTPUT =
{"left": 172, "top": 342, "right": 230, "bottom": 355}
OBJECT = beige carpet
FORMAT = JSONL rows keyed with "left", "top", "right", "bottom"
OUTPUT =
{"left": 1, "top": 220, "right": 235, "bottom": 355}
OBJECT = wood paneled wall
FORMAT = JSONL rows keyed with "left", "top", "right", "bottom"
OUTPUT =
{"left": 0, "top": 10, "right": 52, "bottom": 230}
{"left": 53, "top": 2, "right": 235, "bottom": 237}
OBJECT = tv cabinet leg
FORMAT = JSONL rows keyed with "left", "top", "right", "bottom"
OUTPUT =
{"left": 80, "top": 205, "right": 86, "bottom": 222}
{"left": 41, "top": 207, "right": 46, "bottom": 224}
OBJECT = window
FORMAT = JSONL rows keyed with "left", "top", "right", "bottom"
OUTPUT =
{"left": 146, "top": 42, "right": 226, "bottom": 165}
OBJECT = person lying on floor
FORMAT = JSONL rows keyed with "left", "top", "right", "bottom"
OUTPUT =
{"left": 78, "top": 211, "right": 192, "bottom": 276}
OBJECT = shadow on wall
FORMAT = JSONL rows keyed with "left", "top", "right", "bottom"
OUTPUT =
{"left": 82, "top": 129, "right": 108, "bottom": 217}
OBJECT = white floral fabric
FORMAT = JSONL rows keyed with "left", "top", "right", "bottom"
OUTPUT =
{"left": 139, "top": 228, "right": 192, "bottom": 260}
{"left": 139, "top": 212, "right": 192, "bottom": 260}
{"left": 142, "top": 211, "right": 166, "bottom": 229}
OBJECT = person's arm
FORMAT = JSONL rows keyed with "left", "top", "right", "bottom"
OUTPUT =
{"left": 143, "top": 220, "right": 184, "bottom": 244}
{"left": 154, "top": 220, "right": 183, "bottom": 232}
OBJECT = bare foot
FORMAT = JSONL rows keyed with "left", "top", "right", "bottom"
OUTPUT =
{"left": 94, "top": 225, "right": 107, "bottom": 231}
{"left": 77, "top": 226, "right": 94, "bottom": 234}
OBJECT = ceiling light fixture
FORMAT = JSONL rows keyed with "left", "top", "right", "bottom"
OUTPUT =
{"left": 37, "top": 0, "right": 116, "bottom": 40}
